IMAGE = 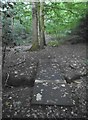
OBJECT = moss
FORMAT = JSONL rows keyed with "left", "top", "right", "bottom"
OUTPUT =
{"left": 29, "top": 42, "right": 40, "bottom": 51}
{"left": 47, "top": 40, "right": 64, "bottom": 47}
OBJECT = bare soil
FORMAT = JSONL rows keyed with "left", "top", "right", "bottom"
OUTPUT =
{"left": 2, "top": 42, "right": 87, "bottom": 119}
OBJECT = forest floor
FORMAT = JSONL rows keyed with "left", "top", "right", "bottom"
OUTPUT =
{"left": 2, "top": 42, "right": 87, "bottom": 119}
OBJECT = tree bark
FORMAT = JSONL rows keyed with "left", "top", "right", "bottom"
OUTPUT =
{"left": 39, "top": 2, "right": 46, "bottom": 49}
{"left": 31, "top": 2, "right": 39, "bottom": 51}
{"left": 2, "top": 45, "right": 6, "bottom": 68}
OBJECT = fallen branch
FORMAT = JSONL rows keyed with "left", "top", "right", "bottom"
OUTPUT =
{"left": 5, "top": 73, "right": 9, "bottom": 87}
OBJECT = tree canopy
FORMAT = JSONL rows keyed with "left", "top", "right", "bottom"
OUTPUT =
{"left": 1, "top": 1, "right": 87, "bottom": 47}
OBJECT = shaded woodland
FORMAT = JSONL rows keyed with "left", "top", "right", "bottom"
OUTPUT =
{"left": 0, "top": 1, "right": 88, "bottom": 119}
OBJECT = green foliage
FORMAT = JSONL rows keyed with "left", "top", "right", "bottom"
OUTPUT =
{"left": 13, "top": 2, "right": 32, "bottom": 33}
{"left": 2, "top": 17, "right": 13, "bottom": 45}
{"left": 47, "top": 40, "right": 59, "bottom": 47}
{"left": 44, "top": 2, "right": 87, "bottom": 37}
{"left": 1, "top": 2, "right": 32, "bottom": 46}
{"left": 12, "top": 3, "right": 32, "bottom": 45}
{"left": 1, "top": 1, "right": 88, "bottom": 46}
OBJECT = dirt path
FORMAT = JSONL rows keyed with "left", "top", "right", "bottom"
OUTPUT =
{"left": 2, "top": 43, "right": 87, "bottom": 118}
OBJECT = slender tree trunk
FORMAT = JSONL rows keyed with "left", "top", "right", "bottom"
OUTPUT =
{"left": 2, "top": 45, "right": 6, "bottom": 68}
{"left": 12, "top": 17, "right": 14, "bottom": 41}
{"left": 39, "top": 2, "right": 46, "bottom": 49}
{"left": 42, "top": 11, "right": 46, "bottom": 46}
{"left": 41, "top": 2, "right": 46, "bottom": 46}
{"left": 31, "top": 2, "right": 39, "bottom": 51}
{"left": 37, "top": 3, "right": 41, "bottom": 47}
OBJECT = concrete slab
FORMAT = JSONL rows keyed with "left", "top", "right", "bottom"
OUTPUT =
{"left": 36, "top": 60, "right": 65, "bottom": 83}
{"left": 31, "top": 82, "right": 75, "bottom": 106}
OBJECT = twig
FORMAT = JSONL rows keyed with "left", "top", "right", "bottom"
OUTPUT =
{"left": 5, "top": 73, "right": 9, "bottom": 86}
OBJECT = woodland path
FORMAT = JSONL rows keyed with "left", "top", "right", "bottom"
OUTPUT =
{"left": 2, "top": 43, "right": 87, "bottom": 118}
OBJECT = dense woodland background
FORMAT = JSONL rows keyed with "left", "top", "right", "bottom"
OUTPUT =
{"left": 1, "top": 2, "right": 88, "bottom": 118}
{"left": 1, "top": 2, "right": 88, "bottom": 47}
{"left": 1, "top": 2, "right": 87, "bottom": 65}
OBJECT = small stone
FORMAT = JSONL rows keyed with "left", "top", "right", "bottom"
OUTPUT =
{"left": 48, "top": 56, "right": 51, "bottom": 58}
{"left": 52, "top": 87, "right": 58, "bottom": 90}
{"left": 14, "top": 71, "right": 18, "bottom": 74}
{"left": 30, "top": 66, "right": 33, "bottom": 69}
{"left": 41, "top": 89, "right": 44, "bottom": 92}
{"left": 71, "top": 111, "right": 74, "bottom": 115}
{"left": 20, "top": 73, "right": 24, "bottom": 75}
{"left": 26, "top": 114, "right": 30, "bottom": 117}
{"left": 36, "top": 93, "right": 42, "bottom": 101}
{"left": 52, "top": 75, "right": 55, "bottom": 76}
{"left": 10, "top": 105, "right": 12, "bottom": 109}
{"left": 61, "top": 84, "right": 65, "bottom": 87}
{"left": 15, "top": 75, "right": 18, "bottom": 77}
{"left": 8, "top": 97, "right": 12, "bottom": 100}
{"left": 14, "top": 112, "right": 17, "bottom": 116}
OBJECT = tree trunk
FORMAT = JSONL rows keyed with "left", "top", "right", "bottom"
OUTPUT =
{"left": 31, "top": 2, "right": 39, "bottom": 51}
{"left": 41, "top": 2, "right": 46, "bottom": 46}
{"left": 2, "top": 45, "right": 6, "bottom": 68}
{"left": 39, "top": 2, "right": 46, "bottom": 49}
